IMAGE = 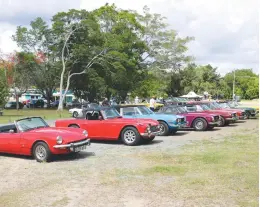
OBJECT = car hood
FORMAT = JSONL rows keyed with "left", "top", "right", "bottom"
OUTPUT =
{"left": 203, "top": 110, "right": 232, "bottom": 116}
{"left": 149, "top": 113, "right": 184, "bottom": 120}
{"left": 184, "top": 112, "right": 219, "bottom": 117}
{"left": 217, "top": 108, "right": 244, "bottom": 112}
{"left": 108, "top": 117, "right": 159, "bottom": 125}
{"left": 28, "top": 127, "right": 87, "bottom": 142}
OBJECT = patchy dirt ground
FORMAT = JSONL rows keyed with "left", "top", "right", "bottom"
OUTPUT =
{"left": 0, "top": 119, "right": 258, "bottom": 207}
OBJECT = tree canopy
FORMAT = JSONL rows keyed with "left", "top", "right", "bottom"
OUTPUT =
{"left": 4, "top": 3, "right": 258, "bottom": 106}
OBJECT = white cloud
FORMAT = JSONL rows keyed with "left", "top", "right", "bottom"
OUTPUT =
{"left": 0, "top": 0, "right": 258, "bottom": 74}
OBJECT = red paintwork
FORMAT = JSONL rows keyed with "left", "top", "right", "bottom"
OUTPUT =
{"left": 55, "top": 117, "right": 159, "bottom": 140}
{"left": 197, "top": 101, "right": 243, "bottom": 116}
{"left": 0, "top": 126, "right": 88, "bottom": 156}
{"left": 174, "top": 112, "right": 218, "bottom": 128}
{"left": 187, "top": 101, "right": 233, "bottom": 119}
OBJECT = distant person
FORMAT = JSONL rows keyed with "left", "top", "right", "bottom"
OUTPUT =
{"left": 134, "top": 96, "right": 139, "bottom": 104}
{"left": 149, "top": 96, "right": 156, "bottom": 111}
{"left": 102, "top": 98, "right": 110, "bottom": 106}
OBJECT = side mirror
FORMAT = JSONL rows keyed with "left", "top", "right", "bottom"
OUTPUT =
{"left": 99, "top": 116, "right": 103, "bottom": 120}
{"left": 9, "top": 129, "right": 14, "bottom": 133}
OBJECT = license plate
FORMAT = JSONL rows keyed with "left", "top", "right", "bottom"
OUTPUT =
{"left": 74, "top": 145, "right": 87, "bottom": 152}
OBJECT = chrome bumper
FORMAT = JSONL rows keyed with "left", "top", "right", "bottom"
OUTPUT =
{"left": 226, "top": 117, "right": 238, "bottom": 121}
{"left": 208, "top": 121, "right": 218, "bottom": 125}
{"left": 53, "top": 139, "right": 91, "bottom": 149}
{"left": 140, "top": 131, "right": 160, "bottom": 137}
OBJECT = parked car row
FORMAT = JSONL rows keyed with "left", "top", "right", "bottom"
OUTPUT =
{"left": 0, "top": 100, "right": 257, "bottom": 163}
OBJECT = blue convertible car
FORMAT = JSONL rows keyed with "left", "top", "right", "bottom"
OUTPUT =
{"left": 114, "top": 105, "right": 186, "bottom": 136}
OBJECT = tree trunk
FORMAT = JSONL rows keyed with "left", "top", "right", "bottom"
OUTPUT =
{"left": 15, "top": 94, "right": 19, "bottom": 110}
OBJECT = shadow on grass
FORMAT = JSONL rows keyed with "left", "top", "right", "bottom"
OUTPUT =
{"left": 52, "top": 151, "right": 95, "bottom": 162}
{"left": 0, "top": 151, "right": 95, "bottom": 162}
{"left": 90, "top": 139, "right": 163, "bottom": 146}
{"left": 178, "top": 128, "right": 221, "bottom": 132}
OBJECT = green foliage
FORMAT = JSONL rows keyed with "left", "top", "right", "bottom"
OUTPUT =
{"left": 131, "top": 73, "right": 168, "bottom": 98}
{"left": 9, "top": 4, "right": 259, "bottom": 101}
{"left": 223, "top": 69, "right": 259, "bottom": 99}
{"left": 0, "top": 70, "right": 8, "bottom": 107}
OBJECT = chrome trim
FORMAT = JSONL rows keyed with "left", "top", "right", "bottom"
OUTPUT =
{"left": 140, "top": 131, "right": 160, "bottom": 136}
{"left": 53, "top": 139, "right": 90, "bottom": 148}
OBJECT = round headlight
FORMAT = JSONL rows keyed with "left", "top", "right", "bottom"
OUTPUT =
{"left": 56, "top": 136, "right": 63, "bottom": 144}
{"left": 83, "top": 130, "right": 88, "bottom": 137}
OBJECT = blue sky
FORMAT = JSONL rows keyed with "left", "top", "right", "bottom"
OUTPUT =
{"left": 0, "top": 0, "right": 258, "bottom": 75}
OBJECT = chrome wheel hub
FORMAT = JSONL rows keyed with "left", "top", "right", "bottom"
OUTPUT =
{"left": 195, "top": 121, "right": 203, "bottom": 129}
{"left": 124, "top": 130, "right": 136, "bottom": 143}
{"left": 35, "top": 145, "right": 47, "bottom": 161}
{"left": 159, "top": 124, "right": 165, "bottom": 135}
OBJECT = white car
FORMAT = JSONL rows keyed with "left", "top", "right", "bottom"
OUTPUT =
{"left": 69, "top": 108, "right": 83, "bottom": 118}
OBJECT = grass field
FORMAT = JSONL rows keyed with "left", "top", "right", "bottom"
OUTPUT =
{"left": 0, "top": 109, "right": 71, "bottom": 124}
{"left": 106, "top": 131, "right": 259, "bottom": 206}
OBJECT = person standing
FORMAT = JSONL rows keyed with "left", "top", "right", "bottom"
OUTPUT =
{"left": 134, "top": 96, "right": 139, "bottom": 104}
{"left": 102, "top": 98, "right": 110, "bottom": 106}
{"left": 149, "top": 96, "right": 156, "bottom": 111}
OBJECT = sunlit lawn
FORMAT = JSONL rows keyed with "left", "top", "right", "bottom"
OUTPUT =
{"left": 105, "top": 132, "right": 259, "bottom": 206}
{"left": 0, "top": 109, "right": 71, "bottom": 124}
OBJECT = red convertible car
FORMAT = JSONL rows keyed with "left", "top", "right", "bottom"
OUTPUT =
{"left": 185, "top": 102, "right": 238, "bottom": 126}
{"left": 55, "top": 107, "right": 160, "bottom": 146}
{"left": 0, "top": 117, "right": 90, "bottom": 162}
{"left": 158, "top": 105, "right": 220, "bottom": 131}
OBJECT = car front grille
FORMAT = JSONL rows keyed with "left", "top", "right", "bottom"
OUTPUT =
{"left": 177, "top": 118, "right": 185, "bottom": 123}
{"left": 68, "top": 138, "right": 88, "bottom": 145}
{"left": 232, "top": 113, "right": 237, "bottom": 117}
{"left": 241, "top": 112, "right": 245, "bottom": 116}
{"left": 213, "top": 116, "right": 219, "bottom": 122}
{"left": 150, "top": 125, "right": 159, "bottom": 132}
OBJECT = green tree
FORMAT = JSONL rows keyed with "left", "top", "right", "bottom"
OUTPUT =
{"left": 0, "top": 69, "right": 8, "bottom": 108}
{"left": 12, "top": 18, "right": 60, "bottom": 107}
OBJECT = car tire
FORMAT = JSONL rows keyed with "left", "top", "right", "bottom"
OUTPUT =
{"left": 158, "top": 121, "right": 169, "bottom": 136}
{"left": 32, "top": 142, "right": 52, "bottom": 163}
{"left": 121, "top": 127, "right": 141, "bottom": 146}
{"left": 69, "top": 124, "right": 80, "bottom": 128}
{"left": 73, "top": 111, "right": 79, "bottom": 118}
{"left": 193, "top": 118, "right": 207, "bottom": 131}
{"left": 218, "top": 116, "right": 225, "bottom": 127}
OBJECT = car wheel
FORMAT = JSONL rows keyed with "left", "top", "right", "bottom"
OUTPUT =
{"left": 121, "top": 127, "right": 141, "bottom": 146}
{"left": 33, "top": 142, "right": 51, "bottom": 162}
{"left": 158, "top": 121, "right": 169, "bottom": 136}
{"left": 218, "top": 116, "right": 225, "bottom": 127}
{"left": 69, "top": 124, "right": 79, "bottom": 128}
{"left": 193, "top": 118, "right": 207, "bottom": 131}
{"left": 72, "top": 111, "right": 79, "bottom": 118}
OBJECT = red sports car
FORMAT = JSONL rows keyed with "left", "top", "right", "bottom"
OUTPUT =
{"left": 185, "top": 102, "right": 238, "bottom": 126}
{"left": 158, "top": 105, "right": 220, "bottom": 131}
{"left": 55, "top": 107, "right": 160, "bottom": 146}
{"left": 0, "top": 117, "right": 90, "bottom": 162}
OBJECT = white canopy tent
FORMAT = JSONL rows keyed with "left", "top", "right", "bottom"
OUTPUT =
{"left": 180, "top": 91, "right": 203, "bottom": 98}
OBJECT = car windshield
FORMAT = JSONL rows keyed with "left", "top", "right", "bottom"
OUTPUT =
{"left": 211, "top": 102, "right": 222, "bottom": 108}
{"left": 138, "top": 106, "right": 154, "bottom": 115}
{"left": 16, "top": 117, "right": 49, "bottom": 132}
{"left": 219, "top": 103, "right": 230, "bottom": 108}
{"left": 102, "top": 108, "right": 121, "bottom": 118}
{"left": 200, "top": 104, "right": 211, "bottom": 110}
{"left": 176, "top": 107, "right": 187, "bottom": 113}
